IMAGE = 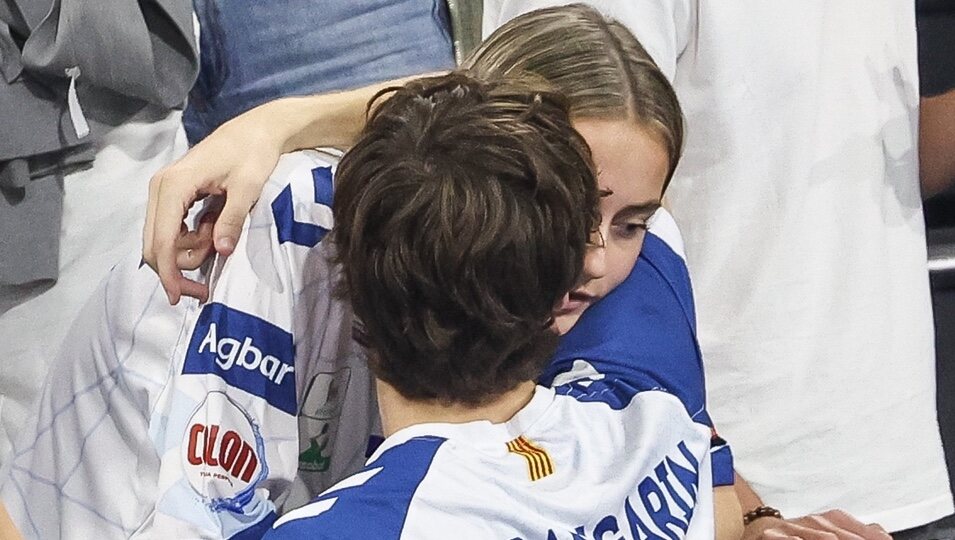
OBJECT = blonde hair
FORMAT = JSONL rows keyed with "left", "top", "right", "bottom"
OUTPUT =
{"left": 463, "top": 4, "right": 684, "bottom": 185}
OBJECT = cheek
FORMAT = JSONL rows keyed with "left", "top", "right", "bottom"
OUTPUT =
{"left": 605, "top": 244, "right": 642, "bottom": 290}
{"left": 553, "top": 311, "right": 582, "bottom": 336}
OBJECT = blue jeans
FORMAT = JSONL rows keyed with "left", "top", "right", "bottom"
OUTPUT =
{"left": 185, "top": 0, "right": 455, "bottom": 144}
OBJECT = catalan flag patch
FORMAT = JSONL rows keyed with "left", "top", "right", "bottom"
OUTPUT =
{"left": 506, "top": 436, "right": 554, "bottom": 481}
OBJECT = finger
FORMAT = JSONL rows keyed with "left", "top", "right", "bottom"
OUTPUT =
{"left": 175, "top": 245, "right": 215, "bottom": 271}
{"left": 153, "top": 177, "right": 205, "bottom": 304}
{"left": 760, "top": 530, "right": 802, "bottom": 540}
{"left": 863, "top": 524, "right": 890, "bottom": 540}
{"left": 764, "top": 521, "right": 839, "bottom": 540}
{"left": 819, "top": 511, "right": 891, "bottom": 540}
{"left": 744, "top": 517, "right": 802, "bottom": 540}
{"left": 791, "top": 516, "right": 855, "bottom": 540}
{"left": 176, "top": 275, "right": 209, "bottom": 303}
{"left": 212, "top": 180, "right": 260, "bottom": 256}
{"left": 174, "top": 217, "right": 215, "bottom": 251}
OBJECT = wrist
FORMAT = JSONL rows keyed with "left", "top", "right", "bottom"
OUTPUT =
{"left": 215, "top": 99, "right": 292, "bottom": 157}
{"left": 742, "top": 505, "right": 783, "bottom": 526}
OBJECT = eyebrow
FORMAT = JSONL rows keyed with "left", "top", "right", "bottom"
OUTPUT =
{"left": 612, "top": 201, "right": 661, "bottom": 221}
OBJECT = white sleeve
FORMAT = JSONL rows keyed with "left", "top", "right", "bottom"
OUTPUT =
{"left": 482, "top": 0, "right": 695, "bottom": 82}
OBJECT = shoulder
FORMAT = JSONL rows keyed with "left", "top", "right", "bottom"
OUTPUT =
{"left": 266, "top": 437, "right": 447, "bottom": 540}
{"left": 210, "top": 149, "right": 342, "bottom": 300}
{"left": 549, "top": 360, "right": 682, "bottom": 412}
{"left": 253, "top": 148, "right": 341, "bottom": 249}
{"left": 547, "top": 210, "right": 703, "bottom": 410}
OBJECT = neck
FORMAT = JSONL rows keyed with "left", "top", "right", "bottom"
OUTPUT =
{"left": 376, "top": 379, "right": 537, "bottom": 437}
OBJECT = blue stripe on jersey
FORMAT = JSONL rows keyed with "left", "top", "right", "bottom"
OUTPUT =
{"left": 711, "top": 445, "right": 735, "bottom": 487}
{"left": 182, "top": 303, "right": 297, "bottom": 414}
{"left": 312, "top": 165, "right": 334, "bottom": 207}
{"left": 552, "top": 377, "right": 642, "bottom": 411}
{"left": 271, "top": 166, "right": 333, "bottom": 247}
{"left": 265, "top": 436, "right": 446, "bottom": 540}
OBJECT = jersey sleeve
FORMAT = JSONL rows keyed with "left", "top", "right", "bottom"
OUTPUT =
{"left": 482, "top": 0, "right": 696, "bottom": 81}
{"left": 0, "top": 150, "right": 364, "bottom": 539}
{"left": 543, "top": 209, "right": 734, "bottom": 487}
{"left": 148, "top": 149, "right": 366, "bottom": 535}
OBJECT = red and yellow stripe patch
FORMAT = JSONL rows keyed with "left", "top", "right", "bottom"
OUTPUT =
{"left": 506, "top": 436, "right": 554, "bottom": 481}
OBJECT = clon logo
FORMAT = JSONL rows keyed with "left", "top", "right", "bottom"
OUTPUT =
{"left": 182, "top": 391, "right": 265, "bottom": 501}
{"left": 186, "top": 423, "right": 258, "bottom": 483}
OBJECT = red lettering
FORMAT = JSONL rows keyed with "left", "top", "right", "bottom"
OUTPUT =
{"left": 234, "top": 441, "right": 258, "bottom": 482}
{"left": 187, "top": 423, "right": 258, "bottom": 482}
{"left": 187, "top": 424, "right": 204, "bottom": 465}
{"left": 219, "top": 431, "right": 242, "bottom": 472}
{"left": 203, "top": 425, "right": 220, "bottom": 467}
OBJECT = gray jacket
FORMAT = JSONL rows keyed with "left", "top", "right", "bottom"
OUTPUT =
{"left": 0, "top": 0, "right": 197, "bottom": 285}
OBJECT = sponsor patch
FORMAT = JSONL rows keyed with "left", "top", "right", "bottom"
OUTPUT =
{"left": 298, "top": 369, "right": 352, "bottom": 472}
{"left": 183, "top": 303, "right": 296, "bottom": 414}
{"left": 182, "top": 391, "right": 268, "bottom": 509}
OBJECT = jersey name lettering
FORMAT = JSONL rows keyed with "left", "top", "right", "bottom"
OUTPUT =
{"left": 533, "top": 441, "right": 700, "bottom": 540}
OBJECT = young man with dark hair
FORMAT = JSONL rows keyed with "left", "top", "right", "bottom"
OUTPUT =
{"left": 265, "top": 72, "right": 717, "bottom": 539}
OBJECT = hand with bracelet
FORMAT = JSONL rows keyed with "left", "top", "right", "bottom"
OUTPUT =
{"left": 737, "top": 475, "right": 892, "bottom": 540}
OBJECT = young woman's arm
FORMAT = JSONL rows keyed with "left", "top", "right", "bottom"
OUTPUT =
{"left": 142, "top": 73, "right": 444, "bottom": 304}
{"left": 714, "top": 485, "right": 744, "bottom": 540}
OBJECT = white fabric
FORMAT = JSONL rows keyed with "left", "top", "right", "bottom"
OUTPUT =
{"left": 485, "top": 0, "right": 954, "bottom": 530}
{"left": 0, "top": 151, "right": 375, "bottom": 539}
{"left": 269, "top": 373, "right": 715, "bottom": 539}
{"left": 0, "top": 107, "right": 188, "bottom": 468}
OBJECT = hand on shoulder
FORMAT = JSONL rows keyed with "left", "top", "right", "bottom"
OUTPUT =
{"left": 142, "top": 104, "right": 287, "bottom": 304}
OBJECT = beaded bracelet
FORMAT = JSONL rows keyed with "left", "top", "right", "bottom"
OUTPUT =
{"left": 742, "top": 505, "right": 783, "bottom": 525}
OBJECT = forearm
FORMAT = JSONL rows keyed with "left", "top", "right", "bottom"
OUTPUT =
{"left": 715, "top": 485, "right": 744, "bottom": 540}
{"left": 920, "top": 89, "right": 955, "bottom": 198}
{"left": 733, "top": 471, "right": 764, "bottom": 514}
{"left": 242, "top": 72, "right": 450, "bottom": 153}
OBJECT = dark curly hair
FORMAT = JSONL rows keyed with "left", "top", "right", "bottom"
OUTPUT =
{"left": 332, "top": 72, "right": 599, "bottom": 406}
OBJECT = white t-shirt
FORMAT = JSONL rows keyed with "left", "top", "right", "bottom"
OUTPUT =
{"left": 486, "top": 0, "right": 953, "bottom": 530}
{"left": 267, "top": 375, "right": 716, "bottom": 540}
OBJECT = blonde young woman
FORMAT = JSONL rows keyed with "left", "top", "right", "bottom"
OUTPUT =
{"left": 1, "top": 5, "right": 750, "bottom": 539}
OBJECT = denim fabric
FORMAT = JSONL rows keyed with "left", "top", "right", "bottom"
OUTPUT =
{"left": 185, "top": 0, "right": 455, "bottom": 144}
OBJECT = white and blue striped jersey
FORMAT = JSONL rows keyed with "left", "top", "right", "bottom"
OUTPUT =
{"left": 0, "top": 150, "right": 376, "bottom": 539}
{"left": 1, "top": 147, "right": 731, "bottom": 539}
{"left": 265, "top": 211, "right": 729, "bottom": 540}
{"left": 267, "top": 368, "right": 715, "bottom": 539}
